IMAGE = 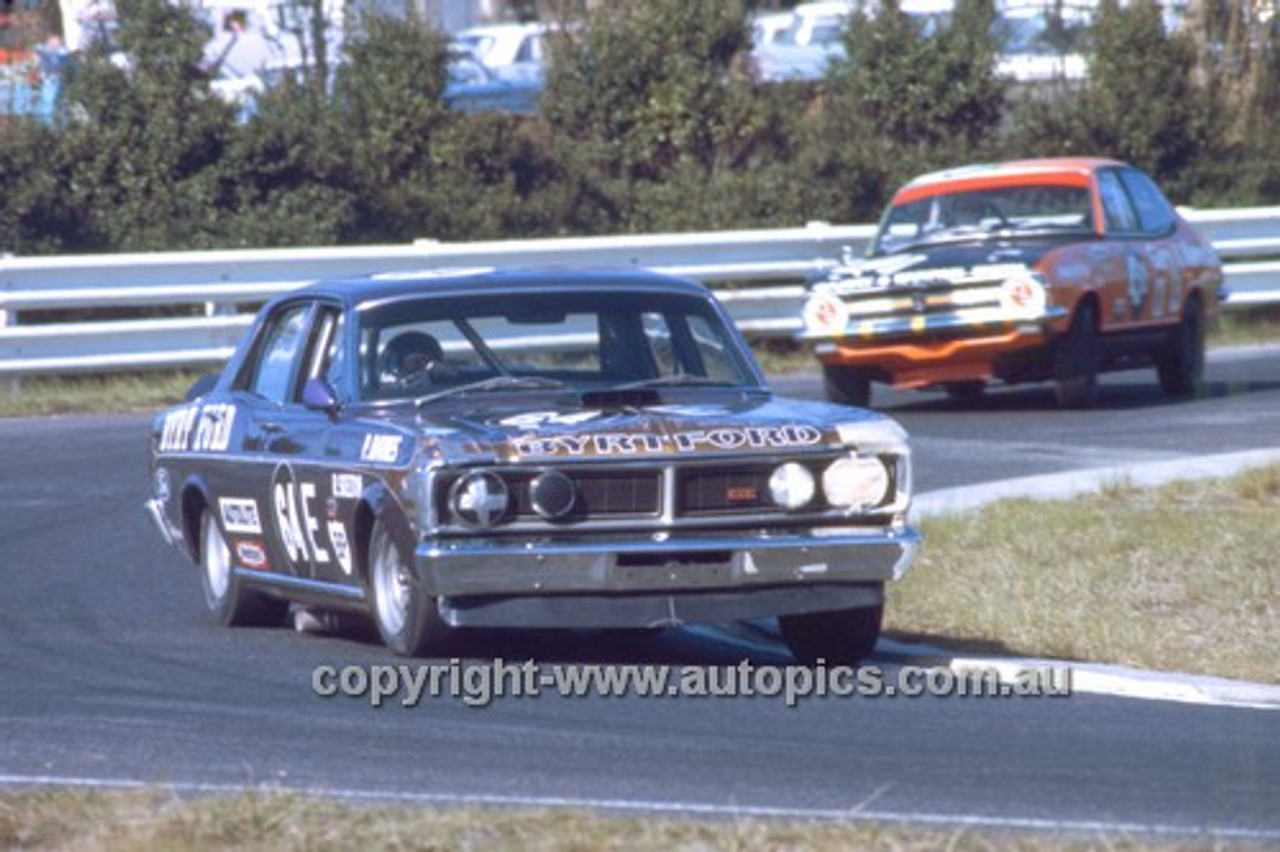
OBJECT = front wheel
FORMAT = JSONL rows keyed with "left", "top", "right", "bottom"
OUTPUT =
{"left": 779, "top": 604, "right": 884, "bottom": 665}
{"left": 367, "top": 518, "right": 448, "bottom": 657}
{"left": 1053, "top": 300, "right": 1099, "bottom": 409}
{"left": 822, "top": 363, "right": 872, "bottom": 408}
{"left": 200, "top": 509, "right": 286, "bottom": 627}
{"left": 1156, "top": 298, "right": 1204, "bottom": 397}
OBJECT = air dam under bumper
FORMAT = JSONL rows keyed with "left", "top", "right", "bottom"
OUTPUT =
{"left": 415, "top": 526, "right": 920, "bottom": 628}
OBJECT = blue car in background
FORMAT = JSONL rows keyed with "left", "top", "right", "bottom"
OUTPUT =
{"left": 445, "top": 52, "right": 541, "bottom": 115}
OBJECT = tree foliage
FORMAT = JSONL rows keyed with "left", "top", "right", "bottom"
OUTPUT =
{"left": 0, "top": 0, "right": 1276, "bottom": 255}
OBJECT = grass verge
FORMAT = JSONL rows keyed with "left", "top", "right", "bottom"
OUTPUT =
{"left": 0, "top": 370, "right": 207, "bottom": 418}
{"left": 890, "top": 465, "right": 1280, "bottom": 684}
{"left": 0, "top": 788, "right": 1263, "bottom": 851}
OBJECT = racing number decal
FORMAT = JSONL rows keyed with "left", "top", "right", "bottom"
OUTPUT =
{"left": 269, "top": 464, "right": 355, "bottom": 578}
{"left": 1126, "top": 253, "right": 1149, "bottom": 316}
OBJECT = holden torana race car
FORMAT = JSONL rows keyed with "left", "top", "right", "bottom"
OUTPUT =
{"left": 145, "top": 269, "right": 919, "bottom": 663}
{"left": 800, "top": 157, "right": 1225, "bottom": 408}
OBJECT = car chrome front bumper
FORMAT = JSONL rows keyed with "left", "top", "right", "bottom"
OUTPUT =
{"left": 414, "top": 525, "right": 919, "bottom": 627}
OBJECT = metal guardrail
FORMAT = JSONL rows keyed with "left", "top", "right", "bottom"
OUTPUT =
{"left": 1, "top": 208, "right": 1278, "bottom": 376}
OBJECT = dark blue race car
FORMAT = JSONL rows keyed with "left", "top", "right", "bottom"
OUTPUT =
{"left": 146, "top": 268, "right": 919, "bottom": 663}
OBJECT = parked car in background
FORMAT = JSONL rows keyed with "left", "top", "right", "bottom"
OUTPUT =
{"left": 749, "top": 1, "right": 850, "bottom": 82}
{"left": 446, "top": 51, "right": 542, "bottom": 114}
{"left": 145, "top": 269, "right": 919, "bottom": 664}
{"left": 993, "top": 0, "right": 1091, "bottom": 84}
{"left": 452, "top": 21, "right": 547, "bottom": 83}
{"left": 800, "top": 157, "right": 1225, "bottom": 408}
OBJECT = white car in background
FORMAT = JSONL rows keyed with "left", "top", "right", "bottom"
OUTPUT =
{"left": 452, "top": 21, "right": 547, "bottom": 83}
{"left": 749, "top": 1, "right": 851, "bottom": 81}
{"left": 993, "top": 0, "right": 1092, "bottom": 84}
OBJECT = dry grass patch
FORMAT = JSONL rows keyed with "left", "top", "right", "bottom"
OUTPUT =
{"left": 0, "top": 788, "right": 1260, "bottom": 852}
{"left": 0, "top": 371, "right": 206, "bottom": 418}
{"left": 890, "top": 469, "right": 1280, "bottom": 683}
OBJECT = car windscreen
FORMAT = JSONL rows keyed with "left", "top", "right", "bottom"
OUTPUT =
{"left": 356, "top": 290, "right": 755, "bottom": 402}
{"left": 873, "top": 182, "right": 1093, "bottom": 255}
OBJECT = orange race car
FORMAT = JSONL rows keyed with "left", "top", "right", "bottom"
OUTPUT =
{"left": 800, "top": 157, "right": 1225, "bottom": 408}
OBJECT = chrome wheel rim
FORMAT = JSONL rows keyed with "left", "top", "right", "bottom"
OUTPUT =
{"left": 372, "top": 534, "right": 410, "bottom": 636}
{"left": 203, "top": 514, "right": 231, "bottom": 601}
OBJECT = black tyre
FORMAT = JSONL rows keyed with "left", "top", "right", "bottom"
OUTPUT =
{"left": 822, "top": 363, "right": 872, "bottom": 408}
{"left": 779, "top": 604, "right": 884, "bottom": 666}
{"left": 1156, "top": 298, "right": 1204, "bottom": 397}
{"left": 942, "top": 380, "right": 986, "bottom": 403}
{"left": 367, "top": 518, "right": 448, "bottom": 657}
{"left": 1053, "top": 300, "right": 1099, "bottom": 409}
{"left": 199, "top": 509, "right": 286, "bottom": 627}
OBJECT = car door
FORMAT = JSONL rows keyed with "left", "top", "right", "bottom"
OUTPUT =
{"left": 1116, "top": 166, "right": 1185, "bottom": 324}
{"left": 1094, "top": 168, "right": 1146, "bottom": 329}
{"left": 229, "top": 299, "right": 336, "bottom": 584}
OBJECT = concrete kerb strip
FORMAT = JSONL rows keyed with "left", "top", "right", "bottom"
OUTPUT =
{"left": 910, "top": 447, "right": 1280, "bottom": 522}
{"left": 717, "top": 449, "right": 1280, "bottom": 710}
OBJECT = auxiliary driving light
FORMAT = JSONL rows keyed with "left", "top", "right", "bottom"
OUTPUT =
{"left": 530, "top": 469, "right": 577, "bottom": 520}
{"left": 768, "top": 463, "right": 816, "bottom": 511}
{"left": 449, "top": 471, "right": 510, "bottom": 527}
{"left": 822, "top": 456, "right": 891, "bottom": 510}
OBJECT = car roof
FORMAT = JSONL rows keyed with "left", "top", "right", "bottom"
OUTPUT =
{"left": 290, "top": 267, "right": 713, "bottom": 310}
{"left": 905, "top": 157, "right": 1124, "bottom": 189}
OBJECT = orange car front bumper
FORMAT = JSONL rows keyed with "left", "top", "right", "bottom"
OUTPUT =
{"left": 815, "top": 323, "right": 1055, "bottom": 389}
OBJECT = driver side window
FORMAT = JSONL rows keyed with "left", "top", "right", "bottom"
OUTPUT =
{"left": 249, "top": 304, "right": 310, "bottom": 404}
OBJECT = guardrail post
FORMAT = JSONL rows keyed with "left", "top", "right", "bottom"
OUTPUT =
{"left": 1, "top": 306, "right": 17, "bottom": 398}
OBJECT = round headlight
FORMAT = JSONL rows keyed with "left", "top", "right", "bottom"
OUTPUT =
{"left": 530, "top": 470, "right": 576, "bottom": 520}
{"left": 449, "top": 471, "right": 510, "bottom": 527}
{"left": 768, "top": 463, "right": 816, "bottom": 511}
{"left": 822, "top": 456, "right": 891, "bottom": 510}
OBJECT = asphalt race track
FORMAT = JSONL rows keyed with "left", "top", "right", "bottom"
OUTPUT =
{"left": 1, "top": 347, "right": 1278, "bottom": 838}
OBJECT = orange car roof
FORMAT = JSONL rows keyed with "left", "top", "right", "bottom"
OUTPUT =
{"left": 894, "top": 157, "right": 1123, "bottom": 204}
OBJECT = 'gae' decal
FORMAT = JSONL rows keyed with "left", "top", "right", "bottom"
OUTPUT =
{"left": 512, "top": 425, "right": 824, "bottom": 458}
{"left": 270, "top": 465, "right": 355, "bottom": 575}
{"left": 159, "top": 404, "right": 237, "bottom": 453}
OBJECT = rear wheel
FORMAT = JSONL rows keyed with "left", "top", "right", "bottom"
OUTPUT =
{"left": 822, "top": 363, "right": 872, "bottom": 408}
{"left": 779, "top": 604, "right": 884, "bottom": 665}
{"left": 1156, "top": 298, "right": 1204, "bottom": 397}
{"left": 199, "top": 509, "right": 286, "bottom": 627}
{"left": 368, "top": 518, "right": 448, "bottom": 657}
{"left": 1053, "top": 300, "right": 1099, "bottom": 409}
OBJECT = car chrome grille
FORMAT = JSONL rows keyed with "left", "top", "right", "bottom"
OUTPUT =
{"left": 433, "top": 454, "right": 851, "bottom": 533}
{"left": 509, "top": 470, "right": 662, "bottom": 518}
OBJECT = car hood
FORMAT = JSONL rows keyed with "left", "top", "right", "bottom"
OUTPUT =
{"left": 847, "top": 240, "right": 1064, "bottom": 280}
{"left": 377, "top": 393, "right": 901, "bottom": 464}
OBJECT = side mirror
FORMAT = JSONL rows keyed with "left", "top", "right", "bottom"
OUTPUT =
{"left": 302, "top": 377, "right": 341, "bottom": 417}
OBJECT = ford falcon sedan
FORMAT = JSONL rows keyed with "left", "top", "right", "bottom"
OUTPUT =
{"left": 800, "top": 157, "right": 1225, "bottom": 408}
{"left": 146, "top": 269, "right": 919, "bottom": 664}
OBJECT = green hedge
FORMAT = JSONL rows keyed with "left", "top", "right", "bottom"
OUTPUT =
{"left": 1, "top": 0, "right": 1276, "bottom": 255}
